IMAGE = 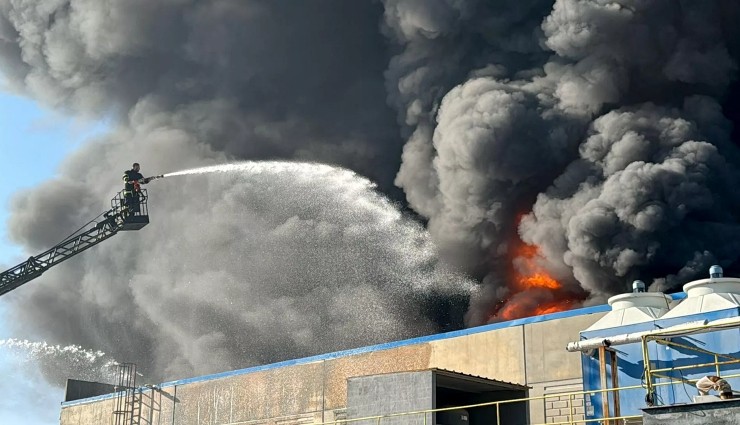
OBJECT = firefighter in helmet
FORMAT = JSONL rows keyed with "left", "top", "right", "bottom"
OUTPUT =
{"left": 122, "top": 163, "right": 153, "bottom": 215}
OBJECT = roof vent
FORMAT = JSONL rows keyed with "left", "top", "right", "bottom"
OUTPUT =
{"left": 710, "top": 265, "right": 723, "bottom": 279}
{"left": 632, "top": 280, "right": 646, "bottom": 293}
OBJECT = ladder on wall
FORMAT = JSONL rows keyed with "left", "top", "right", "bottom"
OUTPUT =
{"left": 113, "top": 363, "right": 140, "bottom": 425}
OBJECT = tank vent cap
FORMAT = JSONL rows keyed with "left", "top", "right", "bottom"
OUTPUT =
{"left": 632, "top": 280, "right": 646, "bottom": 293}
{"left": 710, "top": 265, "right": 723, "bottom": 279}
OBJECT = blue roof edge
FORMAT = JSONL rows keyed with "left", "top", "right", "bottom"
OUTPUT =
{"left": 62, "top": 301, "right": 613, "bottom": 408}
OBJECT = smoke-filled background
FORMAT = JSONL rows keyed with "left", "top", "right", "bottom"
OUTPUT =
{"left": 2, "top": 0, "right": 740, "bottom": 385}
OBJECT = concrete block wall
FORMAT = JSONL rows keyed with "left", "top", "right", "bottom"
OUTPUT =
{"left": 347, "top": 371, "right": 434, "bottom": 425}
{"left": 543, "top": 390, "right": 586, "bottom": 424}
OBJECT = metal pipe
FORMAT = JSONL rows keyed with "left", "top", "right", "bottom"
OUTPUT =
{"left": 610, "top": 350, "right": 620, "bottom": 419}
{"left": 598, "top": 346, "right": 610, "bottom": 425}
{"left": 567, "top": 317, "right": 740, "bottom": 352}
{"left": 641, "top": 335, "right": 654, "bottom": 404}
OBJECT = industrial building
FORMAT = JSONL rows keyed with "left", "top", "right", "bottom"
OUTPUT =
{"left": 60, "top": 267, "right": 740, "bottom": 425}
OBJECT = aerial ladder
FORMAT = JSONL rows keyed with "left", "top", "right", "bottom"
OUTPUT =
{"left": 0, "top": 176, "right": 163, "bottom": 296}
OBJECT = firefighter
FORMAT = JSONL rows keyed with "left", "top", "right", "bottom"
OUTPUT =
{"left": 122, "top": 163, "right": 153, "bottom": 215}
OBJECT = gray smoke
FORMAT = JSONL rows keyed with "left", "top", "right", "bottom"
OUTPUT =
{"left": 2, "top": 0, "right": 740, "bottom": 384}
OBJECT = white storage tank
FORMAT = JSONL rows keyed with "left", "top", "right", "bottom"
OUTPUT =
{"left": 660, "top": 265, "right": 740, "bottom": 319}
{"left": 584, "top": 280, "right": 671, "bottom": 332}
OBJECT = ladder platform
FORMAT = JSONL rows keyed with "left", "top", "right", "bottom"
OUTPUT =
{"left": 120, "top": 215, "right": 149, "bottom": 231}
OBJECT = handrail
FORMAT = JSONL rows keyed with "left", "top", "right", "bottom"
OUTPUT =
{"left": 317, "top": 385, "right": 644, "bottom": 425}
{"left": 313, "top": 323, "right": 740, "bottom": 425}
{"left": 642, "top": 322, "right": 740, "bottom": 404}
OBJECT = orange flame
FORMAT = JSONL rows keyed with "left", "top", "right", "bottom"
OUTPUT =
{"left": 533, "top": 302, "right": 569, "bottom": 315}
{"left": 519, "top": 273, "right": 561, "bottom": 290}
{"left": 494, "top": 303, "right": 523, "bottom": 322}
{"left": 486, "top": 213, "right": 575, "bottom": 322}
{"left": 493, "top": 299, "right": 571, "bottom": 322}
{"left": 512, "top": 243, "right": 562, "bottom": 291}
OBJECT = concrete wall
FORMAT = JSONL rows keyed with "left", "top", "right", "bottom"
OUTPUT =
{"left": 324, "top": 344, "right": 431, "bottom": 409}
{"left": 61, "top": 397, "right": 118, "bottom": 425}
{"left": 523, "top": 313, "right": 605, "bottom": 424}
{"left": 347, "top": 371, "right": 434, "bottom": 425}
{"left": 524, "top": 314, "right": 604, "bottom": 383}
{"left": 430, "top": 325, "right": 526, "bottom": 383}
{"left": 60, "top": 311, "right": 606, "bottom": 425}
{"left": 61, "top": 345, "right": 432, "bottom": 425}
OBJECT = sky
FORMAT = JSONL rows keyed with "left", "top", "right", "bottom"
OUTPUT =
{"left": 0, "top": 92, "right": 106, "bottom": 424}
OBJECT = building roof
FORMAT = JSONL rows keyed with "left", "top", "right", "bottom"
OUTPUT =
{"left": 62, "top": 302, "right": 609, "bottom": 408}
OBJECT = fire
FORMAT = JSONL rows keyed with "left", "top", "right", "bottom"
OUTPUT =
{"left": 512, "top": 242, "right": 562, "bottom": 291}
{"left": 533, "top": 302, "right": 569, "bottom": 315}
{"left": 495, "top": 303, "right": 523, "bottom": 322}
{"left": 485, "top": 213, "right": 579, "bottom": 322}
{"left": 492, "top": 296, "right": 571, "bottom": 322}
{"left": 519, "top": 272, "right": 561, "bottom": 290}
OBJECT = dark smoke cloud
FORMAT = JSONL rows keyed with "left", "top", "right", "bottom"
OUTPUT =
{"left": 3, "top": 0, "right": 740, "bottom": 384}
{"left": 382, "top": 0, "right": 740, "bottom": 323}
{"left": 521, "top": 100, "right": 740, "bottom": 302}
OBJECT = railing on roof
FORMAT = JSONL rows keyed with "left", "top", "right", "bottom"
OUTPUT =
{"left": 316, "top": 386, "right": 643, "bottom": 425}
{"left": 640, "top": 322, "right": 740, "bottom": 406}
{"left": 314, "top": 321, "right": 740, "bottom": 425}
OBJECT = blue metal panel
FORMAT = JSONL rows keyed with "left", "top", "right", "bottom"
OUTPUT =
{"left": 581, "top": 321, "right": 661, "bottom": 421}
{"left": 580, "top": 306, "right": 740, "bottom": 420}
{"left": 653, "top": 308, "right": 740, "bottom": 405}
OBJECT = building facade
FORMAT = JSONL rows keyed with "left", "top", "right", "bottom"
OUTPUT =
{"left": 60, "top": 306, "right": 609, "bottom": 425}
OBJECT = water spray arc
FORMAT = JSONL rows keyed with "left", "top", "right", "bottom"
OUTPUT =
{"left": 1, "top": 160, "right": 475, "bottom": 384}
{"left": 0, "top": 338, "right": 120, "bottom": 383}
